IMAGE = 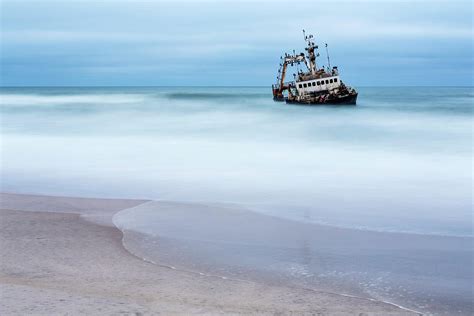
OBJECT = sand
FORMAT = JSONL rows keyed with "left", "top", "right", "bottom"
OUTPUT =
{"left": 0, "top": 193, "right": 418, "bottom": 315}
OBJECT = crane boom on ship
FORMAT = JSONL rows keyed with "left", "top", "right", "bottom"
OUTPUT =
{"left": 272, "top": 53, "right": 307, "bottom": 101}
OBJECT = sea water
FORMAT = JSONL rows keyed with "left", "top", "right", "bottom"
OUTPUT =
{"left": 1, "top": 87, "right": 472, "bottom": 314}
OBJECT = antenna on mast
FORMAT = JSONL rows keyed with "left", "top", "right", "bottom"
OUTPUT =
{"left": 325, "top": 43, "right": 331, "bottom": 70}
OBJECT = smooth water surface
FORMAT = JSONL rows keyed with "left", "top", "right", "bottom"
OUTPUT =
{"left": 1, "top": 87, "right": 472, "bottom": 236}
{"left": 1, "top": 86, "right": 473, "bottom": 314}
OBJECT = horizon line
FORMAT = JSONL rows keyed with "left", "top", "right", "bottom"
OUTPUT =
{"left": 1, "top": 85, "right": 473, "bottom": 88}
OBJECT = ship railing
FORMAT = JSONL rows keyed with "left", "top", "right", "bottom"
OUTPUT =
{"left": 272, "top": 82, "right": 294, "bottom": 90}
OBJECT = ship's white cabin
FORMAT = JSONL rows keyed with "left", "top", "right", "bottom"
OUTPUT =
{"left": 296, "top": 76, "right": 341, "bottom": 95}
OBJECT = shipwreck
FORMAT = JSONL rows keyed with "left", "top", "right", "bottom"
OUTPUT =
{"left": 272, "top": 30, "right": 358, "bottom": 105}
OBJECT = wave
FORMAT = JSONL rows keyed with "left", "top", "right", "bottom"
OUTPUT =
{"left": 0, "top": 93, "right": 147, "bottom": 106}
{"left": 164, "top": 92, "right": 268, "bottom": 100}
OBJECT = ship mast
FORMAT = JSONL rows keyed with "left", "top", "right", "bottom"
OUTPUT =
{"left": 302, "top": 29, "right": 318, "bottom": 75}
{"left": 325, "top": 43, "right": 331, "bottom": 71}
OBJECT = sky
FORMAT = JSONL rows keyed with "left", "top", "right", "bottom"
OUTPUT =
{"left": 0, "top": 0, "right": 472, "bottom": 86}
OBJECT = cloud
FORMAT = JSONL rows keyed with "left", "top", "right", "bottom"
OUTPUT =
{"left": 1, "top": 0, "right": 472, "bottom": 86}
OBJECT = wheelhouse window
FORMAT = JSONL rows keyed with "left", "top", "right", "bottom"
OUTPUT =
{"left": 330, "top": 79, "right": 333, "bottom": 83}
{"left": 299, "top": 84, "right": 302, "bottom": 88}
{"left": 317, "top": 81, "right": 320, "bottom": 86}
{"left": 312, "top": 82, "right": 316, "bottom": 86}
{"left": 334, "top": 78, "right": 338, "bottom": 82}
{"left": 303, "top": 83, "right": 307, "bottom": 88}
{"left": 325, "top": 80, "right": 329, "bottom": 84}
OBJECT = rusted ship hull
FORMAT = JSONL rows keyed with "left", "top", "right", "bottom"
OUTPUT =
{"left": 286, "top": 92, "right": 357, "bottom": 105}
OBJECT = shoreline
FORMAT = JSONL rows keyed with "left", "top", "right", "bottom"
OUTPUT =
{"left": 0, "top": 192, "right": 420, "bottom": 315}
{"left": 115, "top": 200, "right": 472, "bottom": 316}
{"left": 119, "top": 230, "right": 424, "bottom": 316}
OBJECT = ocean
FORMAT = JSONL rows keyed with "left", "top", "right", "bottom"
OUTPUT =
{"left": 1, "top": 86, "right": 472, "bottom": 314}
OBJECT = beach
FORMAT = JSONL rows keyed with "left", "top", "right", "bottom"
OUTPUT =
{"left": 0, "top": 193, "right": 419, "bottom": 315}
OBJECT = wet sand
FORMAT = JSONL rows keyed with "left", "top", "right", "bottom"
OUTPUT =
{"left": 116, "top": 201, "right": 472, "bottom": 315}
{"left": 0, "top": 193, "right": 419, "bottom": 315}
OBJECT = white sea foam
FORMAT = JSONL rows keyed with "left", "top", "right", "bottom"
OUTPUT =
{"left": 0, "top": 93, "right": 147, "bottom": 106}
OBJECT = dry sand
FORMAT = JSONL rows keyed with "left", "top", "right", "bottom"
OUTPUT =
{"left": 0, "top": 193, "right": 418, "bottom": 315}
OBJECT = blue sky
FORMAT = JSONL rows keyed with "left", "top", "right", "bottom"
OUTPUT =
{"left": 1, "top": 0, "right": 472, "bottom": 86}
